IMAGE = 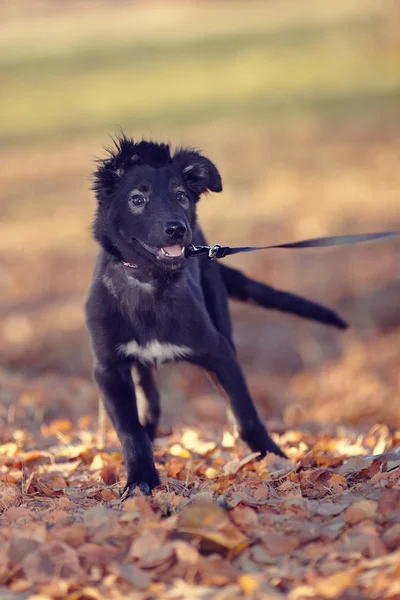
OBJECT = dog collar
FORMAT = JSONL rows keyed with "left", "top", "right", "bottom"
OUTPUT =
{"left": 122, "top": 261, "right": 138, "bottom": 269}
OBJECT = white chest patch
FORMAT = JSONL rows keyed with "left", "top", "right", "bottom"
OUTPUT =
{"left": 119, "top": 340, "right": 192, "bottom": 364}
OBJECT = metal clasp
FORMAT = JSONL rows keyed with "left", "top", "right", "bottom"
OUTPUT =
{"left": 208, "top": 244, "right": 222, "bottom": 260}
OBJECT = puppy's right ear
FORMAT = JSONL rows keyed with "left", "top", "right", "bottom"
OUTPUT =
{"left": 92, "top": 134, "right": 140, "bottom": 204}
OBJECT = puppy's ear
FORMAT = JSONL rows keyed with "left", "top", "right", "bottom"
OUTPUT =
{"left": 92, "top": 134, "right": 140, "bottom": 203}
{"left": 173, "top": 149, "right": 222, "bottom": 197}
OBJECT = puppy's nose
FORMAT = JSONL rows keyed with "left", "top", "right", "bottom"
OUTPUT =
{"left": 165, "top": 220, "right": 187, "bottom": 240}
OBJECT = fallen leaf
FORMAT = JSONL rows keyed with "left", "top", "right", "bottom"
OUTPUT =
{"left": 223, "top": 452, "right": 260, "bottom": 476}
{"left": 0, "top": 483, "right": 21, "bottom": 511}
{"left": 177, "top": 499, "right": 248, "bottom": 551}
{"left": 47, "top": 418, "right": 74, "bottom": 435}
{"left": 205, "top": 467, "right": 218, "bottom": 479}
{"left": 314, "top": 571, "right": 354, "bottom": 598}
{"left": 78, "top": 543, "right": 119, "bottom": 567}
{"left": 111, "top": 563, "right": 152, "bottom": 590}
{"left": 138, "top": 544, "right": 176, "bottom": 570}
{"left": 344, "top": 500, "right": 378, "bottom": 524}
{"left": 181, "top": 430, "right": 217, "bottom": 456}
{"left": 5, "top": 507, "right": 33, "bottom": 523}
{"left": 263, "top": 533, "right": 300, "bottom": 556}
{"left": 100, "top": 462, "right": 119, "bottom": 486}
{"left": 22, "top": 542, "right": 83, "bottom": 583}
{"left": 238, "top": 574, "right": 259, "bottom": 595}
{"left": 0, "top": 443, "right": 18, "bottom": 458}
{"left": 169, "top": 444, "right": 191, "bottom": 459}
{"left": 130, "top": 531, "right": 165, "bottom": 560}
{"left": 317, "top": 500, "right": 350, "bottom": 517}
{"left": 382, "top": 523, "right": 400, "bottom": 550}
{"left": 83, "top": 505, "right": 119, "bottom": 538}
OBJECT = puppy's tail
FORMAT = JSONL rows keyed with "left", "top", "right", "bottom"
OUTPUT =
{"left": 219, "top": 264, "right": 347, "bottom": 329}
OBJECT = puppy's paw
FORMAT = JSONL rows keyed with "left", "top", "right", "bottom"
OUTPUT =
{"left": 121, "top": 469, "right": 161, "bottom": 499}
{"left": 240, "top": 421, "right": 286, "bottom": 459}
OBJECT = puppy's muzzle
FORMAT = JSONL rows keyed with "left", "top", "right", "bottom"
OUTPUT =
{"left": 165, "top": 220, "right": 187, "bottom": 241}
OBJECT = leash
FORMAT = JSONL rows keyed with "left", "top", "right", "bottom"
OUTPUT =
{"left": 185, "top": 232, "right": 400, "bottom": 260}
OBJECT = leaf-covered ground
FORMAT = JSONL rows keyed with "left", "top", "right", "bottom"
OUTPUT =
{"left": 0, "top": 366, "right": 399, "bottom": 600}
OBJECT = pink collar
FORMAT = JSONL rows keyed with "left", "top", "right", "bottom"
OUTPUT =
{"left": 122, "top": 261, "right": 138, "bottom": 269}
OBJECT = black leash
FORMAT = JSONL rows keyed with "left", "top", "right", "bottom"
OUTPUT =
{"left": 185, "top": 232, "right": 400, "bottom": 260}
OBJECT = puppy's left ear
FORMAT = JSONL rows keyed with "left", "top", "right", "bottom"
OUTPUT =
{"left": 173, "top": 149, "right": 222, "bottom": 197}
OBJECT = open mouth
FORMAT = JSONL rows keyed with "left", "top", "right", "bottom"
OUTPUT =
{"left": 135, "top": 239, "right": 185, "bottom": 261}
{"left": 156, "top": 245, "right": 185, "bottom": 259}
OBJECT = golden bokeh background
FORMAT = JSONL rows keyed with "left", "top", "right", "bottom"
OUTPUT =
{"left": 1, "top": 0, "right": 399, "bottom": 433}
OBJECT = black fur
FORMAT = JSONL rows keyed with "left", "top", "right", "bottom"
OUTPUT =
{"left": 86, "top": 135, "right": 345, "bottom": 496}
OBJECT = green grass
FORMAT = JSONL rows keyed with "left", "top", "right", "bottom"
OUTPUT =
{"left": 0, "top": 1, "right": 399, "bottom": 145}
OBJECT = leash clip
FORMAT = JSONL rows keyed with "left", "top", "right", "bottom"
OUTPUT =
{"left": 185, "top": 245, "right": 209, "bottom": 257}
{"left": 185, "top": 244, "right": 230, "bottom": 259}
{"left": 208, "top": 244, "right": 222, "bottom": 260}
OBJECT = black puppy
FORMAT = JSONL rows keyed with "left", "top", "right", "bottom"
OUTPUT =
{"left": 85, "top": 135, "right": 346, "bottom": 496}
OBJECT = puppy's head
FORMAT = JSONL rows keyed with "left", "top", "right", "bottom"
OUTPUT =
{"left": 92, "top": 134, "right": 222, "bottom": 270}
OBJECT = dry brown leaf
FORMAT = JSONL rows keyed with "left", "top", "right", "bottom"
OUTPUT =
{"left": 382, "top": 523, "right": 400, "bottom": 550}
{"left": 328, "top": 473, "right": 348, "bottom": 493}
{"left": 99, "top": 488, "right": 117, "bottom": 501}
{"left": 251, "top": 545, "right": 275, "bottom": 565}
{"left": 316, "top": 499, "right": 351, "bottom": 516}
{"left": 54, "top": 524, "right": 86, "bottom": 548}
{"left": 130, "top": 531, "right": 165, "bottom": 560}
{"left": 169, "top": 444, "right": 191, "bottom": 459}
{"left": 172, "top": 541, "right": 201, "bottom": 566}
{"left": 378, "top": 488, "right": 400, "bottom": 516}
{"left": 100, "top": 461, "right": 119, "bottom": 486}
{"left": 237, "top": 574, "right": 259, "bottom": 595}
{"left": 9, "top": 533, "right": 45, "bottom": 565}
{"left": 122, "top": 495, "right": 155, "bottom": 519}
{"left": 78, "top": 543, "right": 119, "bottom": 567}
{"left": 83, "top": 505, "right": 119, "bottom": 538}
{"left": 22, "top": 542, "right": 83, "bottom": 584}
{"left": 262, "top": 532, "right": 300, "bottom": 556}
{"left": 181, "top": 430, "right": 217, "bottom": 456}
{"left": 38, "top": 580, "right": 69, "bottom": 598}
{"left": 344, "top": 500, "right": 378, "bottom": 524}
{"left": 223, "top": 452, "right": 260, "bottom": 476}
{"left": 0, "top": 547, "right": 10, "bottom": 583}
{"left": 138, "top": 543, "right": 176, "bottom": 570}
{"left": 46, "top": 418, "right": 74, "bottom": 435}
{"left": 23, "top": 473, "right": 64, "bottom": 498}
{"left": 363, "top": 424, "right": 391, "bottom": 454}
{"left": 229, "top": 506, "right": 259, "bottom": 531}
{"left": 66, "top": 587, "right": 104, "bottom": 600}
{"left": 338, "top": 455, "right": 373, "bottom": 475}
{"left": 176, "top": 499, "right": 248, "bottom": 551}
{"left": 314, "top": 571, "right": 354, "bottom": 598}
{"left": 0, "top": 443, "right": 18, "bottom": 458}
{"left": 5, "top": 507, "right": 33, "bottom": 523}
{"left": 111, "top": 563, "right": 152, "bottom": 590}
{"left": 0, "top": 483, "right": 21, "bottom": 511}
{"left": 205, "top": 467, "right": 219, "bottom": 479}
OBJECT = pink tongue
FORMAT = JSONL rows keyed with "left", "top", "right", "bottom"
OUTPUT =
{"left": 163, "top": 245, "right": 183, "bottom": 257}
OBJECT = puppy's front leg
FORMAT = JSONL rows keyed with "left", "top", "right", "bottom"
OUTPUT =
{"left": 196, "top": 338, "right": 286, "bottom": 458}
{"left": 94, "top": 362, "right": 160, "bottom": 496}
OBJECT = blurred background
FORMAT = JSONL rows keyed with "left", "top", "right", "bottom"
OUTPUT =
{"left": 1, "top": 0, "right": 399, "bottom": 443}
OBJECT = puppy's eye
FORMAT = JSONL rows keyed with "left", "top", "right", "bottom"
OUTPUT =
{"left": 130, "top": 194, "right": 146, "bottom": 206}
{"left": 176, "top": 191, "right": 188, "bottom": 204}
